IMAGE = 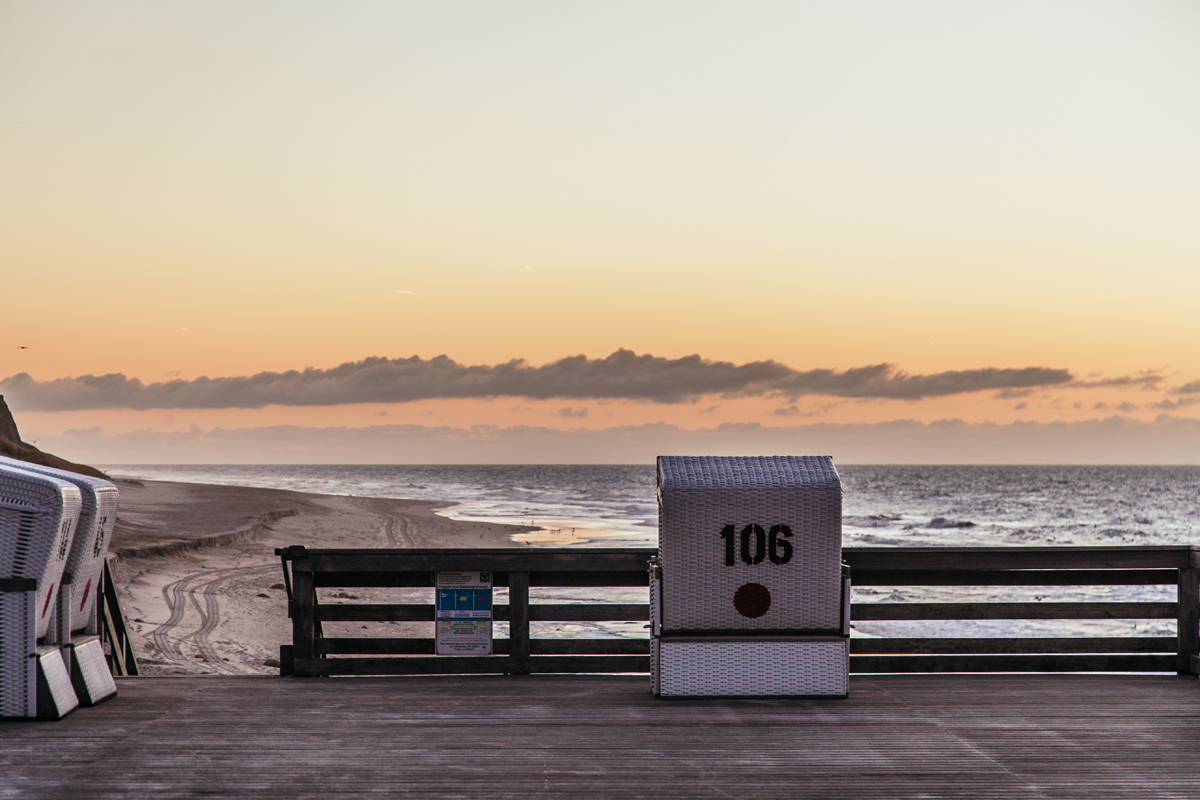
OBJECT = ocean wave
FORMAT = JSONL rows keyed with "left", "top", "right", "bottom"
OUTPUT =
{"left": 1093, "top": 527, "right": 1150, "bottom": 541}
{"left": 843, "top": 514, "right": 902, "bottom": 528}
{"left": 1004, "top": 529, "right": 1060, "bottom": 543}
{"left": 847, "top": 533, "right": 915, "bottom": 546}
{"left": 905, "top": 517, "right": 975, "bottom": 529}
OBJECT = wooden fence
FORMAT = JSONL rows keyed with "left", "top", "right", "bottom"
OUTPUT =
{"left": 276, "top": 545, "right": 1199, "bottom": 677}
{"left": 100, "top": 555, "right": 139, "bottom": 676}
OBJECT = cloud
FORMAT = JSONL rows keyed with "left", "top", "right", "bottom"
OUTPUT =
{"left": 0, "top": 349, "right": 1075, "bottom": 412}
{"left": 1173, "top": 380, "right": 1200, "bottom": 395}
{"left": 38, "top": 415, "right": 1200, "bottom": 466}
{"left": 558, "top": 407, "right": 589, "bottom": 419}
{"left": 1070, "top": 372, "right": 1164, "bottom": 391}
{"left": 774, "top": 406, "right": 816, "bottom": 418}
{"left": 773, "top": 364, "right": 1074, "bottom": 401}
{"left": 1151, "top": 396, "right": 1200, "bottom": 411}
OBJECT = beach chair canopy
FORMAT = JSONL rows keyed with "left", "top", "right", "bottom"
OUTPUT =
{"left": 657, "top": 455, "right": 843, "bottom": 632}
{"left": 0, "top": 456, "right": 118, "bottom": 630}
{"left": 0, "top": 464, "right": 82, "bottom": 639}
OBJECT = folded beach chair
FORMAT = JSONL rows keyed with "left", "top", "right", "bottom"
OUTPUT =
{"left": 0, "top": 463, "right": 83, "bottom": 718}
{"left": 651, "top": 455, "right": 849, "bottom": 697}
{"left": 0, "top": 456, "right": 119, "bottom": 706}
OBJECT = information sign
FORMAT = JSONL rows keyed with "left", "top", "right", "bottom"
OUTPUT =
{"left": 435, "top": 571, "right": 493, "bottom": 655}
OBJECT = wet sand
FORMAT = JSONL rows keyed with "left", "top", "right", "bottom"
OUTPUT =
{"left": 108, "top": 477, "right": 531, "bottom": 675}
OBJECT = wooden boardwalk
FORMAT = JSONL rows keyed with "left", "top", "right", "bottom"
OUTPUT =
{"left": 2, "top": 674, "right": 1199, "bottom": 799}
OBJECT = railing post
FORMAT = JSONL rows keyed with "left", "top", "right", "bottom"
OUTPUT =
{"left": 292, "top": 566, "right": 316, "bottom": 674}
{"left": 1179, "top": 550, "right": 1199, "bottom": 677}
{"left": 508, "top": 571, "right": 530, "bottom": 675}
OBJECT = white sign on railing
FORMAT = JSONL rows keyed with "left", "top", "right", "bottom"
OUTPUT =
{"left": 435, "top": 572, "right": 493, "bottom": 655}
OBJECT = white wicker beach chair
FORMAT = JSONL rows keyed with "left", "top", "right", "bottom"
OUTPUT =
{"left": 0, "top": 457, "right": 118, "bottom": 635}
{"left": 651, "top": 456, "right": 849, "bottom": 698}
{"left": 0, "top": 463, "right": 82, "bottom": 718}
{"left": 0, "top": 456, "right": 119, "bottom": 706}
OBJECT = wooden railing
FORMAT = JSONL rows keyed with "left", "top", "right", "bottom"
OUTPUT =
{"left": 277, "top": 545, "right": 1200, "bottom": 677}
{"left": 100, "top": 555, "right": 139, "bottom": 676}
{"left": 276, "top": 546, "right": 651, "bottom": 677}
{"left": 847, "top": 546, "right": 1198, "bottom": 675}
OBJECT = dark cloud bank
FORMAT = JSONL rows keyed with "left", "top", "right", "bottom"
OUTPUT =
{"left": 38, "top": 415, "right": 1200, "bottom": 466}
{"left": 1, "top": 350, "right": 1073, "bottom": 411}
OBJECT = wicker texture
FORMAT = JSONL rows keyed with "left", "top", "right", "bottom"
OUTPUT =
{"left": 0, "top": 589, "right": 37, "bottom": 717}
{"left": 654, "top": 638, "right": 849, "bottom": 697}
{"left": 68, "top": 635, "right": 117, "bottom": 706}
{"left": 48, "top": 572, "right": 71, "bottom": 644}
{"left": 0, "top": 457, "right": 119, "bottom": 630}
{"left": 0, "top": 465, "right": 82, "bottom": 639}
{"left": 657, "top": 456, "right": 843, "bottom": 632}
{"left": 649, "top": 560, "right": 661, "bottom": 680}
{"left": 35, "top": 643, "right": 78, "bottom": 718}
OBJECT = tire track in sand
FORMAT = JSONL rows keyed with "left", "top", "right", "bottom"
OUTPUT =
{"left": 153, "top": 572, "right": 206, "bottom": 662}
{"left": 153, "top": 563, "right": 276, "bottom": 673}
{"left": 347, "top": 496, "right": 416, "bottom": 547}
{"left": 150, "top": 498, "right": 417, "bottom": 672}
{"left": 186, "top": 566, "right": 277, "bottom": 673}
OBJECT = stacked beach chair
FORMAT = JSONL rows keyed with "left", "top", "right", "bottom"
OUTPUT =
{"left": 0, "top": 457, "right": 119, "bottom": 718}
{"left": 651, "top": 455, "right": 850, "bottom": 697}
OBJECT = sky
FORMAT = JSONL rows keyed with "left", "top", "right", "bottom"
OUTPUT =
{"left": 3, "top": 1, "right": 1200, "bottom": 464}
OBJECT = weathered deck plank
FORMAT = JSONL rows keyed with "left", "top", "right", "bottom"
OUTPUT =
{"left": 2, "top": 674, "right": 1198, "bottom": 799}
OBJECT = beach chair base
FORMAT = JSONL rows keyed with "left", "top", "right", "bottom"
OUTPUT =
{"left": 1, "top": 588, "right": 80, "bottom": 718}
{"left": 67, "top": 635, "right": 117, "bottom": 706}
{"left": 653, "top": 636, "right": 848, "bottom": 698}
{"left": 35, "top": 645, "right": 79, "bottom": 719}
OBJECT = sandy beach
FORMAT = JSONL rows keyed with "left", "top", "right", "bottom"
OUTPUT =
{"left": 107, "top": 477, "right": 532, "bottom": 676}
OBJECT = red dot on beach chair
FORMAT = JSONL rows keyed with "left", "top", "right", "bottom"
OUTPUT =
{"left": 733, "top": 582, "right": 771, "bottom": 618}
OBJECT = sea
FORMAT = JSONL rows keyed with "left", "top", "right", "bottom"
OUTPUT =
{"left": 105, "top": 464, "right": 1200, "bottom": 641}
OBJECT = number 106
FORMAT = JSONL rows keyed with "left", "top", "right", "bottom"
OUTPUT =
{"left": 720, "top": 523, "right": 793, "bottom": 566}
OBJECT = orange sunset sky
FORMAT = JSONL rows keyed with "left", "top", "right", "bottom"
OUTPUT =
{"left": 3, "top": 2, "right": 1199, "bottom": 464}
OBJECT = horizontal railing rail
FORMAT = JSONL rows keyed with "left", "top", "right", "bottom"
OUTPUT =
{"left": 845, "top": 546, "right": 1199, "bottom": 675}
{"left": 277, "top": 545, "right": 1200, "bottom": 677}
{"left": 277, "top": 546, "right": 654, "bottom": 677}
